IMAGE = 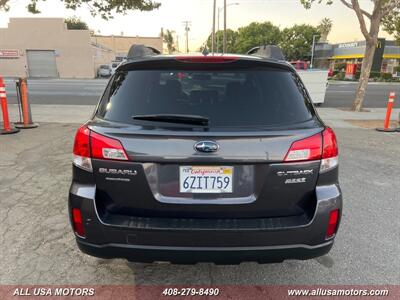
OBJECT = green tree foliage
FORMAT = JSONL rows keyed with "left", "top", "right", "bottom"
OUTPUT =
{"left": 382, "top": 10, "right": 400, "bottom": 43}
{"left": 317, "top": 17, "right": 333, "bottom": 42}
{"left": 206, "top": 29, "right": 238, "bottom": 53}
{"left": 235, "top": 22, "right": 281, "bottom": 54}
{"left": 206, "top": 22, "right": 319, "bottom": 59}
{"left": 279, "top": 24, "right": 320, "bottom": 60}
{"left": 65, "top": 17, "right": 88, "bottom": 30}
{"left": 163, "top": 29, "right": 177, "bottom": 54}
{"left": 0, "top": 0, "right": 160, "bottom": 19}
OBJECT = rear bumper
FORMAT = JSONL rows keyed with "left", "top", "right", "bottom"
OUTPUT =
{"left": 69, "top": 182, "right": 342, "bottom": 264}
{"left": 77, "top": 240, "right": 333, "bottom": 264}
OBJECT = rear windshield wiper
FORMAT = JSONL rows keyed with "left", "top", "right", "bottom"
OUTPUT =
{"left": 132, "top": 114, "right": 210, "bottom": 126}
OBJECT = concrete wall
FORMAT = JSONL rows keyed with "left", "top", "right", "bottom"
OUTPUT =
{"left": 0, "top": 18, "right": 95, "bottom": 78}
{"left": 91, "top": 35, "right": 163, "bottom": 56}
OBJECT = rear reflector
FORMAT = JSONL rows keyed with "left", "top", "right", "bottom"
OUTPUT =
{"left": 90, "top": 131, "right": 128, "bottom": 161}
{"left": 72, "top": 125, "right": 92, "bottom": 172}
{"left": 326, "top": 209, "right": 339, "bottom": 239}
{"left": 175, "top": 56, "right": 238, "bottom": 63}
{"left": 72, "top": 208, "right": 85, "bottom": 238}
{"left": 284, "top": 133, "right": 322, "bottom": 162}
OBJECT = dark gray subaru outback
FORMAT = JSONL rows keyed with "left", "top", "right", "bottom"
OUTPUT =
{"left": 69, "top": 45, "right": 342, "bottom": 264}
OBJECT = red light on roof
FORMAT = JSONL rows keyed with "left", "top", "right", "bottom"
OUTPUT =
{"left": 175, "top": 56, "right": 238, "bottom": 63}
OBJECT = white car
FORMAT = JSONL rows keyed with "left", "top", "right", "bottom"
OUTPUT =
{"left": 98, "top": 65, "right": 112, "bottom": 78}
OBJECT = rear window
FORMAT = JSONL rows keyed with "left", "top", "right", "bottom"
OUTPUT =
{"left": 100, "top": 65, "right": 110, "bottom": 69}
{"left": 97, "top": 67, "right": 313, "bottom": 128}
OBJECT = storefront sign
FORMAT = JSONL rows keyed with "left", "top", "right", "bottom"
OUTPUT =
{"left": 371, "top": 38, "right": 386, "bottom": 72}
{"left": 0, "top": 49, "right": 20, "bottom": 58}
{"left": 338, "top": 42, "right": 358, "bottom": 48}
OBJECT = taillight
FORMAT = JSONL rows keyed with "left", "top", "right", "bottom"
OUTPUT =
{"left": 284, "top": 128, "right": 339, "bottom": 173}
{"left": 175, "top": 56, "right": 238, "bottom": 63}
{"left": 72, "top": 208, "right": 85, "bottom": 238}
{"left": 90, "top": 131, "right": 128, "bottom": 161}
{"left": 284, "top": 133, "right": 322, "bottom": 162}
{"left": 320, "top": 127, "right": 339, "bottom": 173}
{"left": 326, "top": 209, "right": 340, "bottom": 239}
{"left": 73, "top": 125, "right": 92, "bottom": 172}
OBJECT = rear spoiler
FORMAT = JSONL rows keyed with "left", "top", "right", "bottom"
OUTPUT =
{"left": 127, "top": 44, "right": 161, "bottom": 60}
{"left": 247, "top": 45, "right": 285, "bottom": 61}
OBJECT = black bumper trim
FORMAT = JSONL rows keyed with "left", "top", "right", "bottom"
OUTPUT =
{"left": 77, "top": 240, "right": 333, "bottom": 264}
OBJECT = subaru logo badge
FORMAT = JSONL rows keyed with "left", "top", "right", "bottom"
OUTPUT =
{"left": 194, "top": 141, "right": 219, "bottom": 153}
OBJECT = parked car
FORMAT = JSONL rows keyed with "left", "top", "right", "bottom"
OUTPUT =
{"left": 97, "top": 65, "right": 111, "bottom": 77}
{"left": 110, "top": 61, "right": 120, "bottom": 75}
{"left": 70, "top": 45, "right": 342, "bottom": 264}
{"left": 290, "top": 60, "right": 308, "bottom": 70}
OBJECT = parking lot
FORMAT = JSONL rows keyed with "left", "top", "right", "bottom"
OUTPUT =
{"left": 1, "top": 122, "right": 399, "bottom": 285}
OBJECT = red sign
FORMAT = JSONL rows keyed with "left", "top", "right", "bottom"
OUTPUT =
{"left": 345, "top": 63, "right": 357, "bottom": 75}
{"left": 0, "top": 49, "right": 20, "bottom": 58}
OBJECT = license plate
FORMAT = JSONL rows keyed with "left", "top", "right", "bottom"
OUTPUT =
{"left": 179, "top": 166, "right": 233, "bottom": 193}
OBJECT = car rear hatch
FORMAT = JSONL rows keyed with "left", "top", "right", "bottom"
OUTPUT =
{"left": 89, "top": 57, "right": 324, "bottom": 220}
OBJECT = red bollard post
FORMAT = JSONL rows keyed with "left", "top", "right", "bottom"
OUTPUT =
{"left": 15, "top": 77, "right": 38, "bottom": 129}
{"left": 376, "top": 92, "right": 396, "bottom": 132}
{"left": 0, "top": 77, "right": 20, "bottom": 135}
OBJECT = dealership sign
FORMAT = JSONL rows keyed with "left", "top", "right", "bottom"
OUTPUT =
{"left": 0, "top": 49, "right": 20, "bottom": 58}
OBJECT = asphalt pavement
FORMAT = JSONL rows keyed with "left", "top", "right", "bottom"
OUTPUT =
{"left": 0, "top": 124, "right": 399, "bottom": 285}
{"left": 3, "top": 78, "right": 400, "bottom": 108}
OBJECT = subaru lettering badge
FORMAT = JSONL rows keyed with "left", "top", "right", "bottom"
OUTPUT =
{"left": 194, "top": 141, "right": 219, "bottom": 153}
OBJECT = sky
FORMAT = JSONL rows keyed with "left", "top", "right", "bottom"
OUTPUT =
{"left": 0, "top": 0, "right": 394, "bottom": 51}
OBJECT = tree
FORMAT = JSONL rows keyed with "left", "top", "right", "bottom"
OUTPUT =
{"left": 301, "top": 0, "right": 400, "bottom": 111}
{"left": 163, "top": 29, "right": 177, "bottom": 54}
{"left": 65, "top": 17, "right": 88, "bottom": 30}
{"left": 206, "top": 29, "right": 238, "bottom": 53}
{"left": 317, "top": 18, "right": 333, "bottom": 42}
{"left": 0, "top": 0, "right": 161, "bottom": 19}
{"left": 382, "top": 10, "right": 400, "bottom": 43}
{"left": 235, "top": 22, "right": 281, "bottom": 54}
{"left": 279, "top": 24, "right": 320, "bottom": 60}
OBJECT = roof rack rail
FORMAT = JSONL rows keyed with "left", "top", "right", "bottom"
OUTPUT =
{"left": 247, "top": 45, "right": 285, "bottom": 61}
{"left": 127, "top": 44, "right": 161, "bottom": 60}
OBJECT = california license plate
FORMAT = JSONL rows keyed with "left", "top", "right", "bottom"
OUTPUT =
{"left": 179, "top": 166, "right": 233, "bottom": 193}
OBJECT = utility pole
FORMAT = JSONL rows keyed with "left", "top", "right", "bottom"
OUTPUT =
{"left": 217, "top": 3, "right": 239, "bottom": 53}
{"left": 176, "top": 35, "right": 180, "bottom": 53}
{"left": 212, "top": 0, "right": 216, "bottom": 54}
{"left": 182, "top": 21, "right": 191, "bottom": 53}
{"left": 223, "top": 0, "right": 227, "bottom": 54}
{"left": 310, "top": 34, "right": 319, "bottom": 69}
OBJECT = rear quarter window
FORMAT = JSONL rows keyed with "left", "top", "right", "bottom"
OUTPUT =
{"left": 97, "top": 66, "right": 314, "bottom": 129}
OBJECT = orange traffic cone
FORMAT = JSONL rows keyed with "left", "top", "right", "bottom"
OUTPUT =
{"left": 0, "top": 76, "right": 19, "bottom": 135}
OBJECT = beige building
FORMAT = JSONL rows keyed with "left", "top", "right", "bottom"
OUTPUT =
{"left": 0, "top": 18, "right": 100, "bottom": 78}
{"left": 0, "top": 18, "right": 162, "bottom": 79}
{"left": 91, "top": 34, "right": 163, "bottom": 59}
